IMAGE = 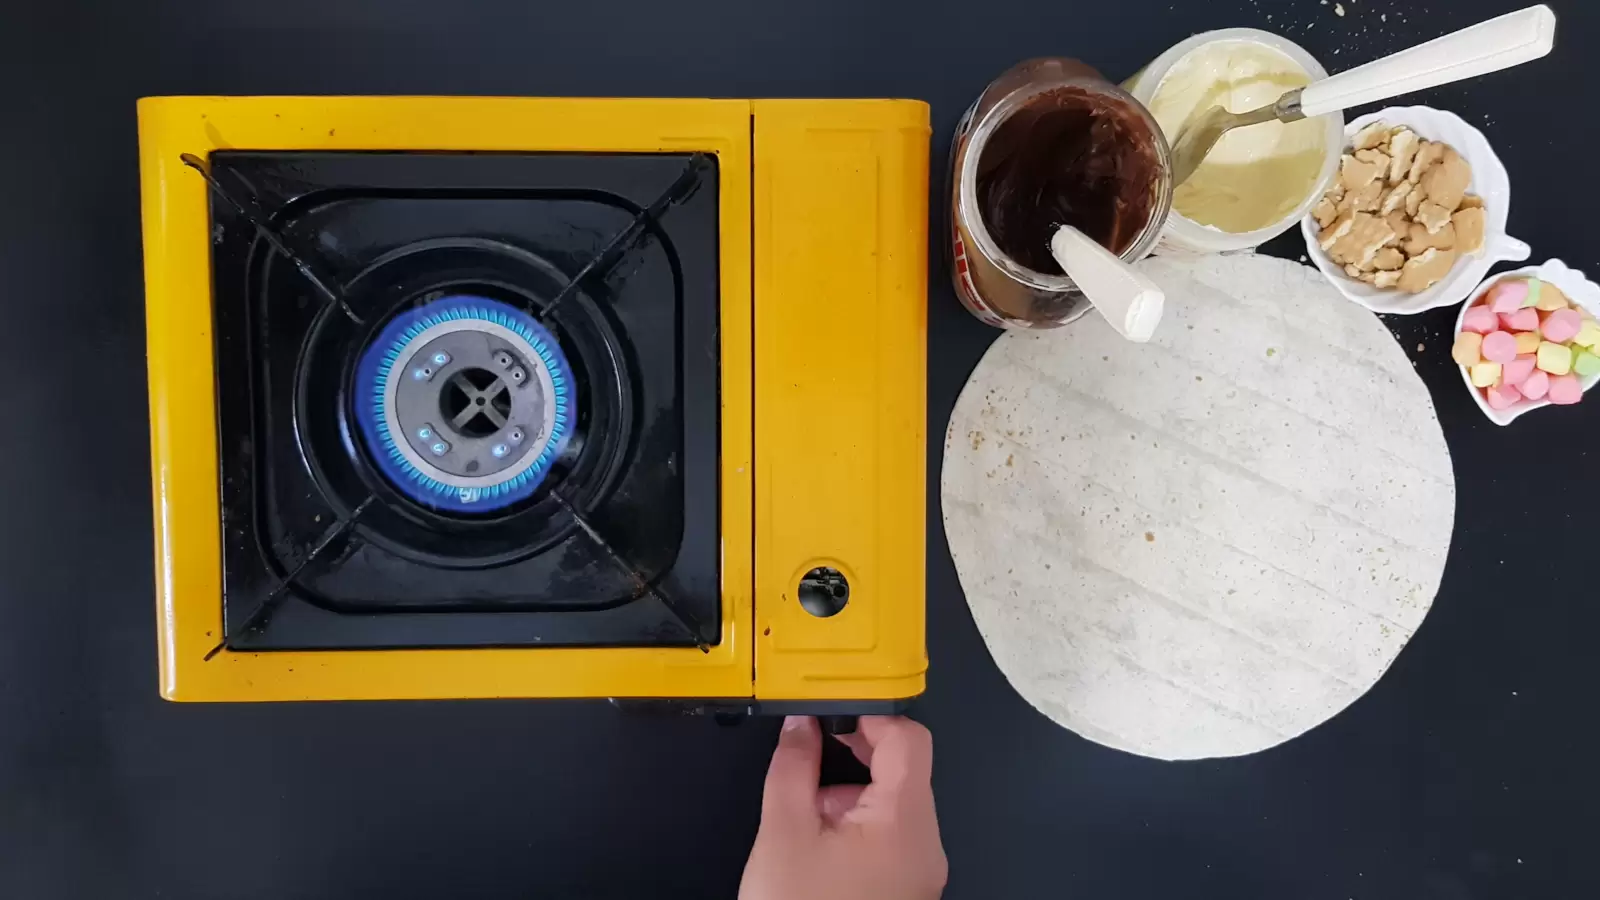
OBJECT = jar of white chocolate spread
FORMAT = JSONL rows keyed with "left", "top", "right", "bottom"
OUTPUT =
{"left": 1126, "top": 29, "right": 1343, "bottom": 255}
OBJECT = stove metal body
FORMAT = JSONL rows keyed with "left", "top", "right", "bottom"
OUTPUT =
{"left": 138, "top": 96, "right": 929, "bottom": 706}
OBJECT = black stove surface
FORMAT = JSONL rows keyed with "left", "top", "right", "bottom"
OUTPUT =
{"left": 203, "top": 150, "right": 721, "bottom": 651}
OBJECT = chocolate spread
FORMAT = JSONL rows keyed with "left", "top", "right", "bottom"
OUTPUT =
{"left": 976, "top": 86, "right": 1162, "bottom": 275}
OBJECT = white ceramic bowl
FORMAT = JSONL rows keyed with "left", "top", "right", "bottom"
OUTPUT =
{"left": 1301, "top": 106, "right": 1530, "bottom": 315}
{"left": 1454, "top": 259, "right": 1600, "bottom": 426}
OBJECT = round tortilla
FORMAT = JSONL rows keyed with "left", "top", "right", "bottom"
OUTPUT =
{"left": 942, "top": 255, "right": 1455, "bottom": 760}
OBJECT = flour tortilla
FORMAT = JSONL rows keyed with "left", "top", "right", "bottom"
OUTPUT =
{"left": 942, "top": 255, "right": 1455, "bottom": 761}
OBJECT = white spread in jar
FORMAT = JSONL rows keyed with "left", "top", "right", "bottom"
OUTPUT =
{"left": 1149, "top": 40, "right": 1327, "bottom": 234}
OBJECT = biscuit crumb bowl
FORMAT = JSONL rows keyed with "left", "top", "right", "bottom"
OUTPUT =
{"left": 1301, "top": 106, "right": 1529, "bottom": 315}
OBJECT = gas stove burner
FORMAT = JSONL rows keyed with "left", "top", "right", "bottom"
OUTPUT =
{"left": 201, "top": 148, "right": 719, "bottom": 650}
{"left": 353, "top": 295, "right": 573, "bottom": 513}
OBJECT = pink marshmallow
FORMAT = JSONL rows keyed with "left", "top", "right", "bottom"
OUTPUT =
{"left": 1502, "top": 355, "right": 1537, "bottom": 386}
{"left": 1542, "top": 308, "right": 1583, "bottom": 344}
{"left": 1485, "top": 382, "right": 1523, "bottom": 411}
{"left": 1461, "top": 306, "right": 1500, "bottom": 334}
{"left": 1548, "top": 374, "right": 1584, "bottom": 405}
{"left": 1481, "top": 331, "right": 1519, "bottom": 364}
{"left": 1500, "top": 309, "right": 1540, "bottom": 332}
{"left": 1521, "top": 369, "right": 1550, "bottom": 400}
{"left": 1489, "top": 280, "right": 1530, "bottom": 314}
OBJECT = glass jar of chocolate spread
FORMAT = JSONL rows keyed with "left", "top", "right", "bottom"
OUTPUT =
{"left": 950, "top": 58, "right": 1173, "bottom": 329}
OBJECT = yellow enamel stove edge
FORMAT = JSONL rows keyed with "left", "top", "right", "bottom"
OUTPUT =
{"left": 139, "top": 96, "right": 927, "bottom": 703}
{"left": 752, "top": 101, "right": 929, "bottom": 702}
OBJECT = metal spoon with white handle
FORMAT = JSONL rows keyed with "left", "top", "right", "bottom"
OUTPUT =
{"left": 1049, "top": 225, "right": 1164, "bottom": 342}
{"left": 1170, "top": 5, "right": 1557, "bottom": 187}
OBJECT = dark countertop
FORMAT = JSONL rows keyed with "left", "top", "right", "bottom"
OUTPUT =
{"left": 2, "top": 1, "right": 1596, "bottom": 897}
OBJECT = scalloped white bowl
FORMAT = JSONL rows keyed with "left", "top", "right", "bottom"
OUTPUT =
{"left": 1301, "top": 106, "right": 1529, "bottom": 315}
{"left": 1454, "top": 259, "right": 1600, "bottom": 426}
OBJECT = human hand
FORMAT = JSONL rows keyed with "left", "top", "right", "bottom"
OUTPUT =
{"left": 739, "top": 715, "right": 947, "bottom": 900}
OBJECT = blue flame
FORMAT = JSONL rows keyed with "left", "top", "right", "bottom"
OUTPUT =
{"left": 352, "top": 295, "right": 573, "bottom": 513}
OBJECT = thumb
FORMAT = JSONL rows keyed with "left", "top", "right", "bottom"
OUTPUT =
{"left": 759, "top": 716, "right": 822, "bottom": 833}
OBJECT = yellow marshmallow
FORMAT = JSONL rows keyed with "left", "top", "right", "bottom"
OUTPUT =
{"left": 1535, "top": 283, "right": 1570, "bottom": 311}
{"left": 1537, "top": 341, "right": 1573, "bottom": 376}
{"left": 1471, "top": 362, "right": 1502, "bottom": 387}
{"left": 1574, "top": 320, "right": 1600, "bottom": 350}
{"left": 1514, "top": 331, "right": 1543, "bottom": 355}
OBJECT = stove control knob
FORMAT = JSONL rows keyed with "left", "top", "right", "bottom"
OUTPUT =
{"left": 508, "top": 428, "right": 525, "bottom": 445}
{"left": 429, "top": 440, "right": 451, "bottom": 457}
{"left": 491, "top": 443, "right": 510, "bottom": 459}
{"left": 430, "top": 351, "right": 452, "bottom": 367}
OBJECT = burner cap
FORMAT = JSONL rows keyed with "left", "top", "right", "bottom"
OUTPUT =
{"left": 353, "top": 295, "right": 574, "bottom": 513}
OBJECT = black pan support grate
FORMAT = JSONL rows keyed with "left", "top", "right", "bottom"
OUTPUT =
{"left": 181, "top": 153, "right": 717, "bottom": 656}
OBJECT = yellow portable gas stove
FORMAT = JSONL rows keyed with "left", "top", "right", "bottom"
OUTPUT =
{"left": 137, "top": 97, "right": 929, "bottom": 712}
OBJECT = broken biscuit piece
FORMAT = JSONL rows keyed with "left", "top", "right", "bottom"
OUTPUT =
{"left": 1319, "top": 210, "right": 1355, "bottom": 251}
{"left": 1373, "top": 247, "right": 1406, "bottom": 271}
{"left": 1371, "top": 269, "right": 1403, "bottom": 289}
{"left": 1352, "top": 121, "right": 1392, "bottom": 151}
{"left": 1340, "top": 153, "right": 1386, "bottom": 192}
{"left": 1452, "top": 207, "right": 1486, "bottom": 255}
{"left": 1328, "top": 212, "right": 1397, "bottom": 270}
{"left": 1405, "top": 187, "right": 1424, "bottom": 218}
{"left": 1350, "top": 179, "right": 1385, "bottom": 213}
{"left": 1408, "top": 140, "right": 1446, "bottom": 184}
{"left": 1313, "top": 196, "right": 1340, "bottom": 228}
{"left": 1357, "top": 267, "right": 1404, "bottom": 288}
{"left": 1398, "top": 247, "right": 1458, "bottom": 293}
{"left": 1386, "top": 128, "right": 1420, "bottom": 184}
{"left": 1416, "top": 200, "right": 1454, "bottom": 234}
{"left": 1379, "top": 182, "right": 1412, "bottom": 216}
{"left": 1419, "top": 146, "right": 1471, "bottom": 211}
{"left": 1385, "top": 210, "right": 1410, "bottom": 243}
{"left": 1353, "top": 147, "right": 1391, "bottom": 175}
{"left": 1403, "top": 221, "right": 1456, "bottom": 256}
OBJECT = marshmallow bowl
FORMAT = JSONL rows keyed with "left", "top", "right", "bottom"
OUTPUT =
{"left": 1451, "top": 259, "right": 1600, "bottom": 425}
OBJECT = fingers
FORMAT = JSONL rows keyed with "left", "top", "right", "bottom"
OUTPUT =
{"left": 814, "top": 783, "right": 867, "bottom": 825}
{"left": 855, "top": 716, "right": 934, "bottom": 794}
{"left": 760, "top": 715, "right": 933, "bottom": 833}
{"left": 759, "top": 716, "right": 822, "bottom": 833}
{"left": 831, "top": 729, "right": 873, "bottom": 769}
